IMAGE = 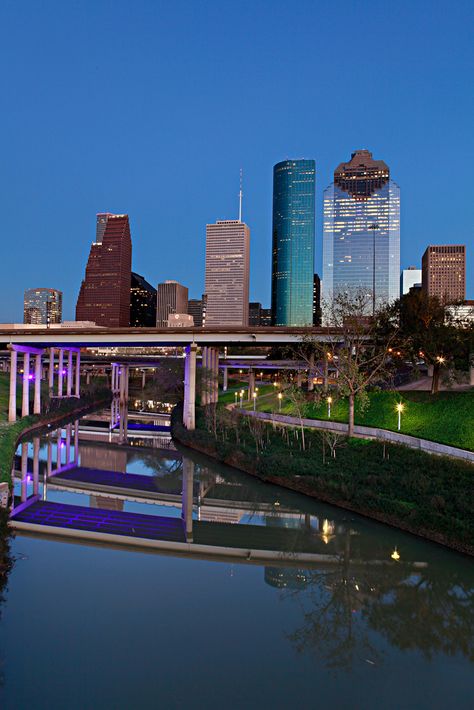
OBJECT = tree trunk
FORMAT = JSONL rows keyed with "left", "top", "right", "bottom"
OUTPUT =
{"left": 431, "top": 363, "right": 440, "bottom": 395}
{"left": 348, "top": 394, "right": 355, "bottom": 437}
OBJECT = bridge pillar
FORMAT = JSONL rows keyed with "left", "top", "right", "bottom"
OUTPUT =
{"left": 223, "top": 366, "right": 228, "bottom": 392}
{"left": 142, "top": 370, "right": 146, "bottom": 389}
{"left": 67, "top": 350, "right": 73, "bottom": 396}
{"left": 22, "top": 353, "right": 30, "bottom": 417}
{"left": 211, "top": 348, "right": 219, "bottom": 403}
{"left": 183, "top": 343, "right": 197, "bottom": 429}
{"left": 248, "top": 369, "right": 255, "bottom": 401}
{"left": 65, "top": 423, "right": 71, "bottom": 465}
{"left": 58, "top": 349, "right": 64, "bottom": 397}
{"left": 308, "top": 353, "right": 315, "bottom": 392}
{"left": 21, "top": 442, "right": 28, "bottom": 503}
{"left": 49, "top": 347, "right": 55, "bottom": 396}
{"left": 75, "top": 350, "right": 81, "bottom": 397}
{"left": 34, "top": 353, "right": 42, "bottom": 414}
{"left": 118, "top": 365, "right": 129, "bottom": 444}
{"left": 8, "top": 349, "right": 17, "bottom": 422}
{"left": 182, "top": 457, "right": 194, "bottom": 542}
{"left": 200, "top": 346, "right": 208, "bottom": 406}
{"left": 33, "top": 436, "right": 40, "bottom": 496}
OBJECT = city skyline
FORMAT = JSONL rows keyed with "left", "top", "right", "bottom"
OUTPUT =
{"left": 1, "top": 1, "right": 473, "bottom": 321}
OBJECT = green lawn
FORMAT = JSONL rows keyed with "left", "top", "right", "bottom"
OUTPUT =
{"left": 218, "top": 380, "right": 275, "bottom": 405}
{"left": 252, "top": 389, "right": 474, "bottom": 452}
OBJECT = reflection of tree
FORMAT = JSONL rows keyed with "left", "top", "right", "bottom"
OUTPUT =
{"left": 0, "top": 509, "right": 14, "bottom": 687}
{"left": 286, "top": 530, "right": 474, "bottom": 671}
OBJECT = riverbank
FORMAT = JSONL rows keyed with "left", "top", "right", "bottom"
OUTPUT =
{"left": 0, "top": 390, "right": 111, "bottom": 487}
{"left": 249, "top": 390, "right": 474, "bottom": 452}
{"left": 171, "top": 405, "right": 474, "bottom": 556}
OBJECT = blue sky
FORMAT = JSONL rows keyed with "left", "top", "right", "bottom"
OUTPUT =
{"left": 1, "top": 0, "right": 472, "bottom": 320}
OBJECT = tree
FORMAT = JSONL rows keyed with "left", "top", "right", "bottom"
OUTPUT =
{"left": 297, "top": 290, "right": 399, "bottom": 437}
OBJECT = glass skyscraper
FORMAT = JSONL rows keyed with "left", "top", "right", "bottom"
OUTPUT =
{"left": 322, "top": 150, "right": 400, "bottom": 321}
{"left": 271, "top": 159, "right": 315, "bottom": 326}
{"left": 24, "top": 288, "right": 62, "bottom": 325}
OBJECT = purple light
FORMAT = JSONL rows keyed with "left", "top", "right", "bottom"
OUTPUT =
{"left": 60, "top": 442, "right": 65, "bottom": 448}
{"left": 27, "top": 475, "right": 31, "bottom": 482}
{"left": 62, "top": 369, "right": 67, "bottom": 375}
{"left": 28, "top": 374, "right": 34, "bottom": 380}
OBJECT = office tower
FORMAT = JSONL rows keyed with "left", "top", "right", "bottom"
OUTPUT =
{"left": 130, "top": 272, "right": 157, "bottom": 327}
{"left": 76, "top": 213, "right": 132, "bottom": 327}
{"left": 271, "top": 159, "right": 316, "bottom": 326}
{"left": 312, "top": 274, "right": 321, "bottom": 326}
{"left": 24, "top": 288, "right": 62, "bottom": 325}
{"left": 400, "top": 267, "right": 422, "bottom": 295}
{"left": 322, "top": 150, "right": 400, "bottom": 320}
{"left": 260, "top": 308, "right": 272, "bottom": 327}
{"left": 188, "top": 295, "right": 207, "bottom": 327}
{"left": 249, "top": 302, "right": 262, "bottom": 326}
{"left": 156, "top": 280, "right": 188, "bottom": 327}
{"left": 205, "top": 220, "right": 250, "bottom": 327}
{"left": 422, "top": 245, "right": 466, "bottom": 303}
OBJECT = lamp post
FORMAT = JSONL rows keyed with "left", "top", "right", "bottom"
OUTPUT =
{"left": 253, "top": 391, "right": 257, "bottom": 411}
{"left": 327, "top": 396, "right": 332, "bottom": 418}
{"left": 278, "top": 392, "right": 283, "bottom": 412}
{"left": 234, "top": 392, "right": 238, "bottom": 406}
{"left": 396, "top": 402, "right": 404, "bottom": 431}
{"left": 239, "top": 389, "right": 244, "bottom": 408}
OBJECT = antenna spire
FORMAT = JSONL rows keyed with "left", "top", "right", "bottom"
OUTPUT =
{"left": 238, "top": 168, "right": 243, "bottom": 222}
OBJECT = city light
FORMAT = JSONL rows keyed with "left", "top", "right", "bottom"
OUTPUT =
{"left": 278, "top": 392, "right": 283, "bottom": 412}
{"left": 327, "top": 396, "right": 332, "bottom": 418}
{"left": 391, "top": 547, "right": 400, "bottom": 561}
{"left": 252, "top": 391, "right": 257, "bottom": 411}
{"left": 396, "top": 402, "right": 404, "bottom": 431}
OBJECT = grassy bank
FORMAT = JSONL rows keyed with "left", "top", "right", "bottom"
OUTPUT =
{"left": 250, "top": 389, "right": 474, "bottom": 452}
{"left": 172, "top": 404, "right": 474, "bottom": 556}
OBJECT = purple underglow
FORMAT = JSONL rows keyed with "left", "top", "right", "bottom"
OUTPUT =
{"left": 28, "top": 374, "right": 34, "bottom": 380}
{"left": 60, "top": 442, "right": 65, "bottom": 448}
{"left": 27, "top": 475, "right": 31, "bottom": 482}
{"left": 62, "top": 369, "right": 67, "bottom": 375}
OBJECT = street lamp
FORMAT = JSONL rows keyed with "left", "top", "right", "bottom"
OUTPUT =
{"left": 278, "top": 392, "right": 283, "bottom": 412}
{"left": 391, "top": 547, "right": 400, "bottom": 561}
{"left": 234, "top": 392, "right": 238, "bottom": 405}
{"left": 240, "top": 389, "right": 244, "bottom": 407}
{"left": 252, "top": 391, "right": 257, "bottom": 411}
{"left": 396, "top": 402, "right": 404, "bottom": 431}
{"left": 327, "top": 396, "right": 332, "bottom": 418}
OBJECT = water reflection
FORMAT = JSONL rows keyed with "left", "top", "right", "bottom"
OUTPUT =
{"left": 4, "top": 409, "right": 474, "bottom": 684}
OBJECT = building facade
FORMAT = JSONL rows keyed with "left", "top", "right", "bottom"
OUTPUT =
{"left": 400, "top": 267, "right": 422, "bottom": 295}
{"left": 312, "top": 274, "right": 321, "bottom": 326}
{"left": 322, "top": 150, "right": 400, "bottom": 320}
{"left": 166, "top": 313, "right": 194, "bottom": 327}
{"left": 130, "top": 272, "right": 157, "bottom": 327}
{"left": 249, "top": 302, "right": 262, "bottom": 326}
{"left": 24, "top": 288, "right": 62, "bottom": 325}
{"left": 76, "top": 213, "right": 132, "bottom": 327}
{"left": 271, "top": 159, "right": 315, "bottom": 326}
{"left": 188, "top": 295, "right": 207, "bottom": 327}
{"left": 156, "top": 281, "right": 188, "bottom": 327}
{"left": 204, "top": 220, "right": 250, "bottom": 327}
{"left": 422, "top": 245, "right": 466, "bottom": 303}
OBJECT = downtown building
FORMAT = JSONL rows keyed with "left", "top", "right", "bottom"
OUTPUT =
{"left": 271, "top": 159, "right": 316, "bottom": 326}
{"left": 130, "top": 272, "right": 157, "bottom": 327}
{"left": 76, "top": 213, "right": 132, "bottom": 327}
{"left": 204, "top": 220, "right": 250, "bottom": 327}
{"left": 188, "top": 295, "right": 207, "bottom": 327}
{"left": 322, "top": 150, "right": 400, "bottom": 321}
{"left": 422, "top": 245, "right": 466, "bottom": 303}
{"left": 156, "top": 280, "right": 188, "bottom": 327}
{"left": 24, "top": 288, "right": 62, "bottom": 325}
{"left": 400, "top": 266, "right": 422, "bottom": 295}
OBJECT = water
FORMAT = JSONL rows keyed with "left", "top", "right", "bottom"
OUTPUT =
{"left": 0, "top": 413, "right": 473, "bottom": 709}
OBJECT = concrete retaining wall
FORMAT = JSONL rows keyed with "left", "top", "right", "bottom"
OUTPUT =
{"left": 238, "top": 409, "right": 474, "bottom": 464}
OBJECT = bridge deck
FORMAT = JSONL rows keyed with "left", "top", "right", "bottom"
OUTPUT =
{"left": 53, "top": 466, "right": 185, "bottom": 496}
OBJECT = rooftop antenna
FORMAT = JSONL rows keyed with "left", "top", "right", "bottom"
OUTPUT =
{"left": 238, "top": 168, "right": 243, "bottom": 222}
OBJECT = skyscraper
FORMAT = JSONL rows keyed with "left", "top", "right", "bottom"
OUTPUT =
{"left": 312, "top": 274, "right": 321, "bottom": 326}
{"left": 271, "top": 159, "right": 315, "bottom": 326}
{"left": 188, "top": 295, "right": 207, "bottom": 327}
{"left": 130, "top": 272, "right": 157, "bottom": 327}
{"left": 24, "top": 288, "right": 62, "bottom": 325}
{"left": 322, "top": 150, "right": 400, "bottom": 319}
{"left": 205, "top": 220, "right": 250, "bottom": 327}
{"left": 400, "top": 266, "right": 422, "bottom": 295}
{"left": 156, "top": 280, "right": 188, "bottom": 327}
{"left": 76, "top": 213, "right": 132, "bottom": 327}
{"left": 422, "top": 245, "right": 466, "bottom": 303}
{"left": 249, "top": 302, "right": 262, "bottom": 326}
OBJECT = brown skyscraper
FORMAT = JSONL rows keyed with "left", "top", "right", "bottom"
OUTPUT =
{"left": 422, "top": 245, "right": 466, "bottom": 303}
{"left": 76, "top": 213, "right": 132, "bottom": 327}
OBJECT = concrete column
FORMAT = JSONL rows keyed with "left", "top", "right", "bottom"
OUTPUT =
{"left": 8, "top": 349, "right": 17, "bottom": 422}
{"left": 248, "top": 369, "right": 255, "bottom": 401}
{"left": 33, "top": 437, "right": 40, "bottom": 496}
{"left": 34, "top": 353, "right": 42, "bottom": 414}
{"left": 22, "top": 352, "right": 30, "bottom": 417}
{"left": 323, "top": 353, "right": 329, "bottom": 393}
{"left": 74, "top": 420, "right": 79, "bottom": 465}
{"left": 213, "top": 349, "right": 219, "bottom": 403}
{"left": 65, "top": 423, "right": 71, "bottom": 465}
{"left": 67, "top": 350, "right": 73, "bottom": 396}
{"left": 56, "top": 430, "right": 62, "bottom": 471}
{"left": 200, "top": 347, "right": 208, "bottom": 406}
{"left": 75, "top": 350, "right": 81, "bottom": 397}
{"left": 183, "top": 343, "right": 197, "bottom": 430}
{"left": 48, "top": 347, "right": 55, "bottom": 394}
{"left": 181, "top": 457, "right": 194, "bottom": 542}
{"left": 47, "top": 439, "right": 52, "bottom": 478}
{"left": 58, "top": 349, "right": 64, "bottom": 397}
{"left": 223, "top": 367, "right": 228, "bottom": 392}
{"left": 142, "top": 370, "right": 146, "bottom": 389}
{"left": 48, "top": 348, "right": 55, "bottom": 396}
{"left": 21, "top": 442, "right": 28, "bottom": 503}
{"left": 308, "top": 353, "right": 315, "bottom": 392}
